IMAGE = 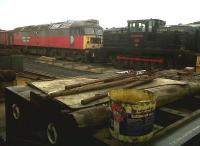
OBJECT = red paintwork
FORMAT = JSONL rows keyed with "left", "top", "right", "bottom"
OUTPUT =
{"left": 13, "top": 33, "right": 22, "bottom": 45}
{"left": 0, "top": 31, "right": 8, "bottom": 45}
{"left": 131, "top": 33, "right": 144, "bottom": 48}
{"left": 13, "top": 33, "right": 84, "bottom": 49}
{"left": 131, "top": 34, "right": 144, "bottom": 38}
{"left": 117, "top": 55, "right": 164, "bottom": 63}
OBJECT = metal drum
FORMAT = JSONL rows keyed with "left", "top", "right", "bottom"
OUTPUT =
{"left": 109, "top": 89, "right": 156, "bottom": 143}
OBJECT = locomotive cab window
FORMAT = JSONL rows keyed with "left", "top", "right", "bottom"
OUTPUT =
{"left": 148, "top": 21, "right": 154, "bottom": 32}
{"left": 129, "top": 22, "right": 146, "bottom": 32}
{"left": 138, "top": 23, "right": 146, "bottom": 32}
{"left": 95, "top": 28, "right": 103, "bottom": 35}
{"left": 130, "top": 23, "right": 136, "bottom": 32}
{"left": 84, "top": 27, "right": 95, "bottom": 35}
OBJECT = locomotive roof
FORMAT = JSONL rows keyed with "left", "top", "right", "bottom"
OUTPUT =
{"left": 104, "top": 27, "right": 127, "bottom": 33}
{"left": 186, "top": 23, "right": 200, "bottom": 27}
{"left": 189, "top": 21, "right": 200, "bottom": 24}
{"left": 127, "top": 19, "right": 166, "bottom": 23}
{"left": 13, "top": 19, "right": 101, "bottom": 32}
{"left": 159, "top": 24, "right": 199, "bottom": 32}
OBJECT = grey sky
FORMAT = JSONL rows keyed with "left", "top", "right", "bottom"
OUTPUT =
{"left": 0, "top": 0, "right": 199, "bottom": 30}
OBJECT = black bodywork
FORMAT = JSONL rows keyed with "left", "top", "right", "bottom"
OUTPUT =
{"left": 102, "top": 19, "right": 200, "bottom": 69}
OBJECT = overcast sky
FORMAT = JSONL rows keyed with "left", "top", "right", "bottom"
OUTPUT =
{"left": 0, "top": 0, "right": 199, "bottom": 30}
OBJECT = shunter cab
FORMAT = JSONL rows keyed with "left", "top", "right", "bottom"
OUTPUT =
{"left": 102, "top": 19, "right": 168, "bottom": 68}
{"left": 103, "top": 19, "right": 166, "bottom": 49}
{"left": 127, "top": 19, "right": 166, "bottom": 48}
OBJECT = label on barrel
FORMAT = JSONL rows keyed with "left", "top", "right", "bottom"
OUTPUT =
{"left": 110, "top": 101, "right": 155, "bottom": 136}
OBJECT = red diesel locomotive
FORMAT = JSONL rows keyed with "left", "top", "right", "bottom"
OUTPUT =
{"left": 0, "top": 19, "right": 103, "bottom": 61}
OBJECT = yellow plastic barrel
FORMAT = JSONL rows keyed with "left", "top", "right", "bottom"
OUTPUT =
{"left": 109, "top": 89, "right": 156, "bottom": 143}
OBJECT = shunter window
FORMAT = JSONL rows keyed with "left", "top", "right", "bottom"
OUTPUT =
{"left": 138, "top": 23, "right": 145, "bottom": 32}
{"left": 129, "top": 22, "right": 146, "bottom": 32}
{"left": 148, "top": 20, "right": 156, "bottom": 32}
{"left": 149, "top": 21, "right": 153, "bottom": 32}
{"left": 130, "top": 23, "right": 136, "bottom": 32}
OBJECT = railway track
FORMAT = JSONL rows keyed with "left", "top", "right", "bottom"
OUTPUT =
{"left": 17, "top": 71, "right": 56, "bottom": 80}
{"left": 25, "top": 55, "right": 121, "bottom": 74}
{"left": 24, "top": 56, "right": 97, "bottom": 78}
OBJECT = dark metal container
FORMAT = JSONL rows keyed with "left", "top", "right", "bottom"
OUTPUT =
{"left": 5, "top": 85, "right": 102, "bottom": 146}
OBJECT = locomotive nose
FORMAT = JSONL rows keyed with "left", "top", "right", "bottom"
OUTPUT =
{"left": 90, "top": 37, "right": 102, "bottom": 47}
{"left": 85, "top": 36, "right": 103, "bottom": 49}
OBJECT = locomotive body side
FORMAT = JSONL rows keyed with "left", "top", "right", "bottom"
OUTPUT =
{"left": 12, "top": 20, "right": 103, "bottom": 50}
{"left": 10, "top": 20, "right": 103, "bottom": 60}
{"left": 158, "top": 25, "right": 200, "bottom": 52}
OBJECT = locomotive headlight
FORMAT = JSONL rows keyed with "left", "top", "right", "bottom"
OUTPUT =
{"left": 87, "top": 37, "right": 90, "bottom": 44}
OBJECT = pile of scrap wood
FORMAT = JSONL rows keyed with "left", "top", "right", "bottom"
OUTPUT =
{"left": 155, "top": 69, "right": 200, "bottom": 81}
{"left": 28, "top": 70, "right": 200, "bottom": 128}
{"left": 5, "top": 69, "right": 200, "bottom": 145}
{"left": 37, "top": 56, "right": 56, "bottom": 64}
